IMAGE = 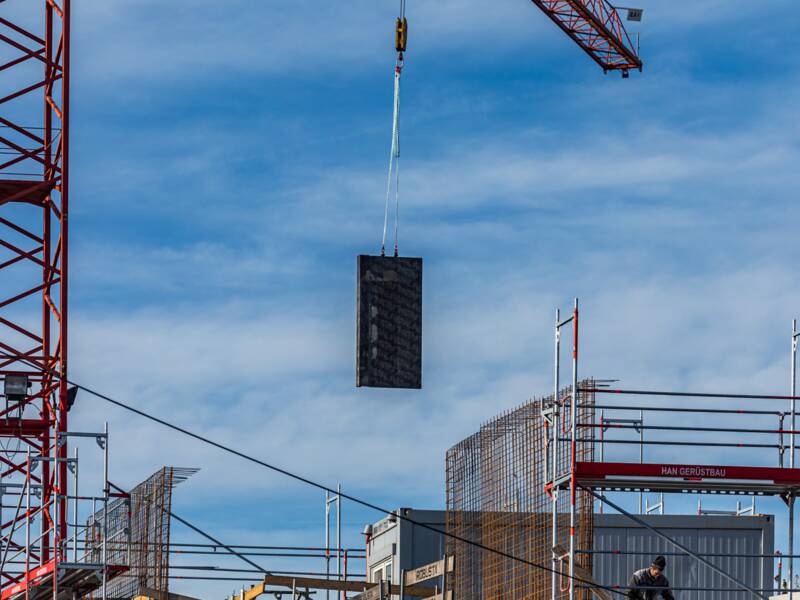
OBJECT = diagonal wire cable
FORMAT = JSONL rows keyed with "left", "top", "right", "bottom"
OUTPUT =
{"left": 8, "top": 353, "right": 625, "bottom": 596}
{"left": 61, "top": 375, "right": 626, "bottom": 597}
{"left": 107, "top": 480, "right": 270, "bottom": 577}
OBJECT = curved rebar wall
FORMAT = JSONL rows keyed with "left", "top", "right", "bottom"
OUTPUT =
{"left": 85, "top": 466, "right": 197, "bottom": 600}
{"left": 445, "top": 383, "right": 596, "bottom": 600}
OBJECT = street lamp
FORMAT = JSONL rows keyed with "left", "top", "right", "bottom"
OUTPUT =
{"left": 3, "top": 374, "right": 28, "bottom": 403}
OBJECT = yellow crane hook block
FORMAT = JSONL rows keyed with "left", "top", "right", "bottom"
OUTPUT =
{"left": 396, "top": 17, "right": 408, "bottom": 53}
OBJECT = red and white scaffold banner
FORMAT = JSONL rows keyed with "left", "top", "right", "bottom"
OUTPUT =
{"left": 575, "top": 461, "right": 800, "bottom": 484}
{"left": 1, "top": 560, "right": 56, "bottom": 600}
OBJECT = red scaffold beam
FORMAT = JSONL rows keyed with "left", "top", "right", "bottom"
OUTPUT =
{"left": 0, "top": 560, "right": 55, "bottom": 600}
{"left": 530, "top": 0, "right": 642, "bottom": 74}
{"left": 0, "top": 560, "right": 129, "bottom": 600}
{"left": 575, "top": 461, "right": 800, "bottom": 495}
{"left": 578, "top": 462, "right": 800, "bottom": 483}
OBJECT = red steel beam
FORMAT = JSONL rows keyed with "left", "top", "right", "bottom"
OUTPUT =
{"left": 530, "top": 0, "right": 642, "bottom": 74}
{"left": 576, "top": 461, "right": 800, "bottom": 484}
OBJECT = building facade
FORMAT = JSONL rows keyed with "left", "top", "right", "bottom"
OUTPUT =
{"left": 365, "top": 509, "right": 775, "bottom": 600}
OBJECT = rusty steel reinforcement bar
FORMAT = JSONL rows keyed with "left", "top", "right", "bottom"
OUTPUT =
{"left": 580, "top": 388, "right": 800, "bottom": 401}
{"left": 580, "top": 485, "right": 768, "bottom": 600}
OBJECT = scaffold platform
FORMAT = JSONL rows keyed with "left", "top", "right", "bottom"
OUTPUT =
{"left": 1, "top": 561, "right": 128, "bottom": 600}
{"left": 572, "top": 461, "right": 800, "bottom": 495}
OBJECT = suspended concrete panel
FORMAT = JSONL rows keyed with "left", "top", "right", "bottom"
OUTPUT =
{"left": 356, "top": 255, "right": 422, "bottom": 389}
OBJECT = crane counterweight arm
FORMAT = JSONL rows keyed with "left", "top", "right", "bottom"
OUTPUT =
{"left": 530, "top": 0, "right": 642, "bottom": 75}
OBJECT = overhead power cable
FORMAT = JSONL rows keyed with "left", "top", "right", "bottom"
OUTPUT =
{"left": 9, "top": 353, "right": 625, "bottom": 596}
{"left": 106, "top": 480, "right": 270, "bottom": 577}
{"left": 45, "top": 374, "right": 627, "bottom": 598}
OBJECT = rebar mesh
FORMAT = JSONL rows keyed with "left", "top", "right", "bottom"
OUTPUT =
{"left": 85, "top": 466, "right": 197, "bottom": 600}
{"left": 446, "top": 382, "right": 595, "bottom": 600}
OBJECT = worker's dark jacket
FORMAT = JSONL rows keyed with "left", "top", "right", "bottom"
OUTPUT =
{"left": 627, "top": 568, "right": 675, "bottom": 600}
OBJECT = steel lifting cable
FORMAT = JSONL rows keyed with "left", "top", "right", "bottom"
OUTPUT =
{"left": 380, "top": 1, "right": 408, "bottom": 257}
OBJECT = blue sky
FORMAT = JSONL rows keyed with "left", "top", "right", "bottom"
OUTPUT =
{"left": 34, "top": 0, "right": 800, "bottom": 595}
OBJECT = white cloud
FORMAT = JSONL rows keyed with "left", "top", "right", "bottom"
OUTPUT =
{"left": 4, "top": 0, "right": 800, "bottom": 594}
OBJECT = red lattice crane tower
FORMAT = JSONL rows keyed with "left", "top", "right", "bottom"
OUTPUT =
{"left": 0, "top": 0, "right": 72, "bottom": 594}
{"left": 531, "top": 0, "right": 642, "bottom": 75}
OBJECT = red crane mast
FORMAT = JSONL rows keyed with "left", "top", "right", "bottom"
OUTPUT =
{"left": 0, "top": 0, "right": 71, "bottom": 593}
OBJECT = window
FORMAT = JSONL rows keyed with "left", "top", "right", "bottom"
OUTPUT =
{"left": 371, "top": 561, "right": 392, "bottom": 583}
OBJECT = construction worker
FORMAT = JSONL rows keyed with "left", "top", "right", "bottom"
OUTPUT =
{"left": 627, "top": 555, "right": 675, "bottom": 600}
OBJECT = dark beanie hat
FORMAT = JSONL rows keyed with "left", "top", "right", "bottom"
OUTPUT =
{"left": 652, "top": 556, "right": 666, "bottom": 570}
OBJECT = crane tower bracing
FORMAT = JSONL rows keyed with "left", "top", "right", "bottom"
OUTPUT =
{"left": 0, "top": 0, "right": 70, "bottom": 577}
{"left": 530, "top": 0, "right": 642, "bottom": 74}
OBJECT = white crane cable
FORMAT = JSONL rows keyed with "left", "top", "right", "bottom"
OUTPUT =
{"left": 380, "top": 0, "right": 406, "bottom": 257}
{"left": 381, "top": 64, "right": 402, "bottom": 257}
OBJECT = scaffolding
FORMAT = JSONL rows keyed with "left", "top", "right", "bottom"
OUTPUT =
{"left": 0, "top": 424, "right": 134, "bottom": 600}
{"left": 551, "top": 300, "right": 800, "bottom": 600}
{"left": 447, "top": 300, "right": 800, "bottom": 600}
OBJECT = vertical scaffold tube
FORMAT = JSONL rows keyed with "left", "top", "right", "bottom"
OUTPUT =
{"left": 73, "top": 447, "right": 78, "bottom": 563}
{"left": 598, "top": 412, "right": 604, "bottom": 515}
{"left": 337, "top": 484, "right": 342, "bottom": 600}
{"left": 102, "top": 422, "right": 109, "bottom": 600}
{"left": 791, "top": 500, "right": 795, "bottom": 595}
{"left": 792, "top": 318, "right": 797, "bottom": 467}
{"left": 325, "top": 492, "right": 331, "bottom": 600}
{"left": 791, "top": 319, "right": 797, "bottom": 594}
{"left": 568, "top": 299, "right": 579, "bottom": 600}
{"left": 551, "top": 309, "right": 560, "bottom": 600}
{"left": 25, "top": 451, "right": 30, "bottom": 600}
{"left": 639, "top": 410, "right": 644, "bottom": 514}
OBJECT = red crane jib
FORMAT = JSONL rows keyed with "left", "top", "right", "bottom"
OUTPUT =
{"left": 530, "top": 0, "right": 642, "bottom": 73}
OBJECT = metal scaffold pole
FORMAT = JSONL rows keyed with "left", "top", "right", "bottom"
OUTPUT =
{"left": 551, "top": 308, "right": 560, "bottom": 600}
{"left": 25, "top": 451, "right": 30, "bottom": 600}
{"left": 73, "top": 447, "right": 78, "bottom": 563}
{"left": 568, "top": 298, "right": 578, "bottom": 600}
{"left": 103, "top": 422, "right": 109, "bottom": 600}
{"left": 325, "top": 491, "right": 331, "bottom": 600}
{"left": 792, "top": 319, "right": 797, "bottom": 467}
{"left": 791, "top": 319, "right": 798, "bottom": 594}
{"left": 639, "top": 409, "right": 644, "bottom": 514}
{"left": 337, "top": 484, "right": 342, "bottom": 600}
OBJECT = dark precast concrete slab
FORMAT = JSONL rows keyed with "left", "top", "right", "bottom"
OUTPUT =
{"left": 356, "top": 255, "right": 423, "bottom": 389}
